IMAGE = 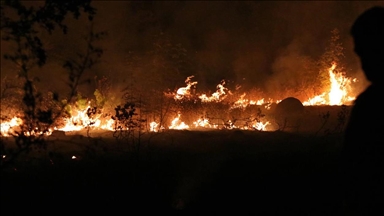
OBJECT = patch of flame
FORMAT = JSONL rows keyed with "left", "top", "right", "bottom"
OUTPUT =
{"left": 57, "top": 103, "right": 114, "bottom": 132}
{"left": 199, "top": 80, "right": 228, "bottom": 102}
{"left": 1, "top": 117, "right": 22, "bottom": 136}
{"left": 169, "top": 114, "right": 189, "bottom": 130}
{"left": 174, "top": 76, "right": 198, "bottom": 100}
{"left": 0, "top": 117, "right": 53, "bottom": 136}
{"left": 193, "top": 117, "right": 211, "bottom": 128}
{"left": 253, "top": 121, "right": 270, "bottom": 131}
{"left": 303, "top": 63, "right": 356, "bottom": 106}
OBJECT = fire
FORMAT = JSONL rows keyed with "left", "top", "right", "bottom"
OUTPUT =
{"left": 231, "top": 93, "right": 251, "bottom": 109}
{"left": 1, "top": 117, "right": 22, "bottom": 136}
{"left": 199, "top": 80, "right": 228, "bottom": 102}
{"left": 149, "top": 121, "right": 165, "bottom": 132}
{"left": 0, "top": 117, "right": 53, "bottom": 136}
{"left": 193, "top": 117, "right": 214, "bottom": 128}
{"left": 253, "top": 121, "right": 270, "bottom": 131}
{"left": 150, "top": 122, "right": 159, "bottom": 132}
{"left": 57, "top": 103, "right": 114, "bottom": 132}
{"left": 1, "top": 61, "right": 359, "bottom": 136}
{"left": 169, "top": 114, "right": 189, "bottom": 130}
{"left": 174, "top": 76, "right": 198, "bottom": 100}
{"left": 303, "top": 63, "right": 356, "bottom": 106}
{"left": 231, "top": 94, "right": 276, "bottom": 110}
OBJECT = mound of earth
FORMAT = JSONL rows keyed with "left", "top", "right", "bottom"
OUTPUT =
{"left": 275, "top": 97, "right": 304, "bottom": 115}
{"left": 274, "top": 97, "right": 304, "bottom": 131}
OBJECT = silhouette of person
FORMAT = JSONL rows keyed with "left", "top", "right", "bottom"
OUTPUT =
{"left": 341, "top": 6, "right": 384, "bottom": 215}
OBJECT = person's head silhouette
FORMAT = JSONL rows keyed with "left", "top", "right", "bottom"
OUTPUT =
{"left": 351, "top": 6, "right": 384, "bottom": 85}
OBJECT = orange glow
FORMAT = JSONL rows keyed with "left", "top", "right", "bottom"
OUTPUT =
{"left": 303, "top": 63, "right": 356, "bottom": 106}
{"left": 193, "top": 117, "right": 213, "bottom": 128}
{"left": 0, "top": 117, "right": 53, "bottom": 136}
{"left": 1, "top": 117, "right": 22, "bottom": 136}
{"left": 253, "top": 121, "right": 270, "bottom": 131}
{"left": 199, "top": 80, "right": 228, "bottom": 102}
{"left": 57, "top": 102, "right": 114, "bottom": 132}
{"left": 1, "top": 61, "right": 359, "bottom": 136}
{"left": 169, "top": 114, "right": 189, "bottom": 130}
{"left": 174, "top": 76, "right": 198, "bottom": 100}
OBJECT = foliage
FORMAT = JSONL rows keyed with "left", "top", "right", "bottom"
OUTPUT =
{"left": 111, "top": 99, "right": 148, "bottom": 154}
{"left": 315, "top": 111, "right": 330, "bottom": 136}
{"left": 0, "top": 0, "right": 103, "bottom": 168}
{"left": 122, "top": 34, "right": 194, "bottom": 132}
{"left": 0, "top": 75, "right": 24, "bottom": 117}
{"left": 93, "top": 76, "right": 110, "bottom": 108}
{"left": 1, "top": 0, "right": 96, "bottom": 67}
{"left": 333, "top": 105, "right": 349, "bottom": 133}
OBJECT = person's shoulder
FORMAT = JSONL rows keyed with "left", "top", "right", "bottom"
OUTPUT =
{"left": 354, "top": 84, "right": 381, "bottom": 104}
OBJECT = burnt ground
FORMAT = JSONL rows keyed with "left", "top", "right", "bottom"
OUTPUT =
{"left": 1, "top": 130, "right": 345, "bottom": 215}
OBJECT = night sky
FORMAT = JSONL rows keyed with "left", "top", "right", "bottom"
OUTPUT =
{"left": 1, "top": 1, "right": 383, "bottom": 100}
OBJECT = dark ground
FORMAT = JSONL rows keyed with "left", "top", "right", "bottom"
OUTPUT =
{"left": 1, "top": 130, "right": 345, "bottom": 215}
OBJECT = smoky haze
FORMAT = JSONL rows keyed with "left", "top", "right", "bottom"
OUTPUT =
{"left": 1, "top": 1, "right": 382, "bottom": 101}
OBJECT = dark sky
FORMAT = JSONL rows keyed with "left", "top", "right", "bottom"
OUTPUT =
{"left": 1, "top": 1, "right": 383, "bottom": 99}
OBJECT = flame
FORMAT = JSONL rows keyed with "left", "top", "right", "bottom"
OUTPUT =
{"left": 150, "top": 121, "right": 166, "bottom": 132}
{"left": 2, "top": 61, "right": 359, "bottom": 136}
{"left": 0, "top": 117, "right": 52, "bottom": 136}
{"left": 1, "top": 117, "right": 22, "bottom": 136}
{"left": 253, "top": 121, "right": 270, "bottom": 131}
{"left": 303, "top": 63, "right": 356, "bottom": 106}
{"left": 231, "top": 94, "right": 276, "bottom": 110}
{"left": 174, "top": 76, "right": 198, "bottom": 100}
{"left": 231, "top": 93, "right": 251, "bottom": 109}
{"left": 169, "top": 114, "right": 189, "bottom": 130}
{"left": 57, "top": 102, "right": 114, "bottom": 132}
{"left": 193, "top": 117, "right": 212, "bottom": 128}
{"left": 199, "top": 80, "right": 228, "bottom": 102}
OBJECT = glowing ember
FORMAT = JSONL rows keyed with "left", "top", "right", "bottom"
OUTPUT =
{"left": 24, "top": 128, "right": 53, "bottom": 136}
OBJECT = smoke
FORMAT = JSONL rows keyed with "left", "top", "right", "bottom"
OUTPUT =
{"left": 265, "top": 39, "right": 311, "bottom": 101}
{"left": 1, "top": 1, "right": 382, "bottom": 102}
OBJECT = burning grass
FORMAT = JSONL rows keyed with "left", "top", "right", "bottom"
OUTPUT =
{"left": 0, "top": 62, "right": 356, "bottom": 137}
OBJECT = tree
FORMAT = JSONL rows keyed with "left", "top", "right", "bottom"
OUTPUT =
{"left": 0, "top": 0, "right": 104, "bottom": 168}
{"left": 317, "top": 28, "right": 346, "bottom": 91}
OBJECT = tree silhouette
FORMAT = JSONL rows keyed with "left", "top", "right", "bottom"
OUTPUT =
{"left": 0, "top": 0, "right": 103, "bottom": 168}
